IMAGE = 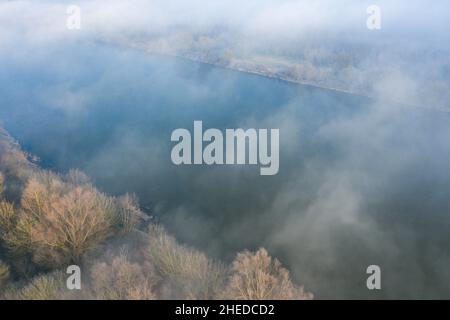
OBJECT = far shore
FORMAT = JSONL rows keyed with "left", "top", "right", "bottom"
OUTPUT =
{"left": 101, "top": 38, "right": 450, "bottom": 113}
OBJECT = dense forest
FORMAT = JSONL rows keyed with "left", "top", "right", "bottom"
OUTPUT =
{"left": 0, "top": 126, "right": 312, "bottom": 300}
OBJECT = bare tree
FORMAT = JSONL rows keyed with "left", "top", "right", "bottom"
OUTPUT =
{"left": 90, "top": 253, "right": 155, "bottom": 300}
{"left": 147, "top": 224, "right": 226, "bottom": 299}
{"left": 222, "top": 248, "right": 313, "bottom": 300}
{"left": 4, "top": 173, "right": 119, "bottom": 267}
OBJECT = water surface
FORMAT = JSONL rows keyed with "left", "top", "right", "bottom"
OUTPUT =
{"left": 1, "top": 42, "right": 450, "bottom": 298}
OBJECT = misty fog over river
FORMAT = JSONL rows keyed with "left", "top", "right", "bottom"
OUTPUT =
{"left": 1, "top": 42, "right": 450, "bottom": 298}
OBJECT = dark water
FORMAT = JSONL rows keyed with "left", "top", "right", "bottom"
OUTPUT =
{"left": 1, "top": 42, "right": 450, "bottom": 298}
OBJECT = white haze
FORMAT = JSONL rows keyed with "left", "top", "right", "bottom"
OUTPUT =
{"left": 1, "top": 0, "right": 450, "bottom": 299}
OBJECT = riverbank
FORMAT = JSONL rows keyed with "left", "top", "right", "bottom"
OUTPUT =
{"left": 106, "top": 38, "right": 450, "bottom": 113}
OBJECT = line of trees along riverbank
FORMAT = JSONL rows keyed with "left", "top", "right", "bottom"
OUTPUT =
{"left": 0, "top": 126, "right": 312, "bottom": 300}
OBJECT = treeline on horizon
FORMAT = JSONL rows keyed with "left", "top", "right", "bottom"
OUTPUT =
{"left": 0, "top": 126, "right": 312, "bottom": 300}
